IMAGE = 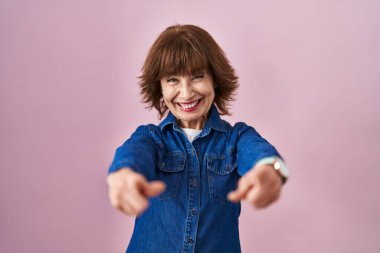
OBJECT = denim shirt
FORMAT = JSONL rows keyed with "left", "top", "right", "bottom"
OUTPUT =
{"left": 109, "top": 105, "right": 282, "bottom": 253}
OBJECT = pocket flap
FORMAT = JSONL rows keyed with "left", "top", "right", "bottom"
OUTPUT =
{"left": 206, "top": 154, "right": 237, "bottom": 175}
{"left": 158, "top": 152, "right": 186, "bottom": 172}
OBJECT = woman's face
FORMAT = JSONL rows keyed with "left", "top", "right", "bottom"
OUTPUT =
{"left": 160, "top": 71, "right": 215, "bottom": 130}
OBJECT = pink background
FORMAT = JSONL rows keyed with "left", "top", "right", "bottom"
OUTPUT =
{"left": 1, "top": 0, "right": 379, "bottom": 252}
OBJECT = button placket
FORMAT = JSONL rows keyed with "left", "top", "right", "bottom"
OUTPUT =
{"left": 181, "top": 138, "right": 200, "bottom": 252}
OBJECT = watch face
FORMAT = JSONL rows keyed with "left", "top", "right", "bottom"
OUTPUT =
{"left": 275, "top": 159, "right": 289, "bottom": 178}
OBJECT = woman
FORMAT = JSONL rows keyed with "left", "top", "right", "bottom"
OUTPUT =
{"left": 107, "top": 24, "right": 289, "bottom": 253}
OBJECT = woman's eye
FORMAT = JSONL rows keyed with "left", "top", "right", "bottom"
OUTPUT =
{"left": 167, "top": 78, "right": 178, "bottom": 83}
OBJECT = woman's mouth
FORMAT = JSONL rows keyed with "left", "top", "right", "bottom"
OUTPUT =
{"left": 177, "top": 99, "right": 202, "bottom": 112}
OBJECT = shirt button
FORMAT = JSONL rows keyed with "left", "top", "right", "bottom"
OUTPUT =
{"left": 191, "top": 178, "right": 197, "bottom": 187}
{"left": 188, "top": 238, "right": 193, "bottom": 244}
{"left": 191, "top": 209, "right": 197, "bottom": 215}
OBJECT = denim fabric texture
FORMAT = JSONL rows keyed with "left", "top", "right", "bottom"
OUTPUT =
{"left": 108, "top": 105, "right": 282, "bottom": 253}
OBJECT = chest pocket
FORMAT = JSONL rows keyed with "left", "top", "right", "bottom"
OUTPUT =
{"left": 206, "top": 148, "right": 238, "bottom": 204}
{"left": 156, "top": 151, "right": 185, "bottom": 200}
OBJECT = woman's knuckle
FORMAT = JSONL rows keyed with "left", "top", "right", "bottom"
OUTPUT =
{"left": 110, "top": 199, "right": 120, "bottom": 209}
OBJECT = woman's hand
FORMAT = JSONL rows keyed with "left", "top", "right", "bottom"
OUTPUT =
{"left": 107, "top": 168, "right": 166, "bottom": 216}
{"left": 227, "top": 164, "right": 282, "bottom": 208}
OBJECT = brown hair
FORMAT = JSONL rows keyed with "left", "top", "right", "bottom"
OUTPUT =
{"left": 139, "top": 24, "right": 239, "bottom": 119}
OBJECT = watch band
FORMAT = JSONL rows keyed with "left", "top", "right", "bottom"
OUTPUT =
{"left": 255, "top": 156, "right": 289, "bottom": 184}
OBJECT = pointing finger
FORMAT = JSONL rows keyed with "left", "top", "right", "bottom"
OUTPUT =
{"left": 227, "top": 177, "right": 254, "bottom": 202}
{"left": 143, "top": 181, "right": 166, "bottom": 197}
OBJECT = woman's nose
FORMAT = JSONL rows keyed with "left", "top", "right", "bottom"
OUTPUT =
{"left": 179, "top": 79, "right": 193, "bottom": 98}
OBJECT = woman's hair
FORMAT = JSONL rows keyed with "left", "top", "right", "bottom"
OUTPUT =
{"left": 139, "top": 24, "right": 239, "bottom": 119}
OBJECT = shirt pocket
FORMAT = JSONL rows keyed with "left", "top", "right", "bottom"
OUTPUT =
{"left": 206, "top": 148, "right": 238, "bottom": 204}
{"left": 156, "top": 151, "right": 186, "bottom": 200}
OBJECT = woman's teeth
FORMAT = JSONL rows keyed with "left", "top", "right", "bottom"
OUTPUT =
{"left": 179, "top": 100, "right": 200, "bottom": 109}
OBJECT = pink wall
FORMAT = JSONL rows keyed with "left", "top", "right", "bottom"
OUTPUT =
{"left": 1, "top": 0, "right": 379, "bottom": 252}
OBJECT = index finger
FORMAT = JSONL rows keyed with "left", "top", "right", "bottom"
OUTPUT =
{"left": 227, "top": 177, "right": 253, "bottom": 202}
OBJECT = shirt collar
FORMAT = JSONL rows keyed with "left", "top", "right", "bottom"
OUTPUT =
{"left": 159, "top": 104, "right": 227, "bottom": 133}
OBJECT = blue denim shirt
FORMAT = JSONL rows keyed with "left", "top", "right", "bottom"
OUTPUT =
{"left": 109, "top": 105, "right": 282, "bottom": 253}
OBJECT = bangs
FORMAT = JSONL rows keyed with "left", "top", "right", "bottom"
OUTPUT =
{"left": 157, "top": 39, "right": 209, "bottom": 77}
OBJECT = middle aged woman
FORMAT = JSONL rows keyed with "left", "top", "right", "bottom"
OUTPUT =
{"left": 107, "top": 24, "right": 289, "bottom": 253}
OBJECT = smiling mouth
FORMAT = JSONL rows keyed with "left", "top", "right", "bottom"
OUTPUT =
{"left": 177, "top": 99, "right": 202, "bottom": 110}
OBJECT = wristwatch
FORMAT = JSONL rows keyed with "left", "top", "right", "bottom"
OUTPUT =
{"left": 273, "top": 158, "right": 289, "bottom": 184}
{"left": 255, "top": 156, "right": 289, "bottom": 184}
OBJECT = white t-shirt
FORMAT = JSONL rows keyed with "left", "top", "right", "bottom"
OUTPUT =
{"left": 180, "top": 128, "right": 202, "bottom": 143}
